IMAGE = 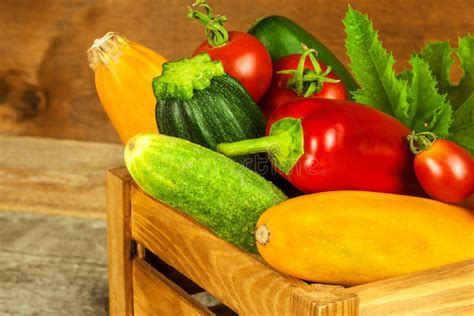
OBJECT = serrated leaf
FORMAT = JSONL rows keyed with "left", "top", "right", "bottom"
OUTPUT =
{"left": 418, "top": 41, "right": 454, "bottom": 93}
{"left": 449, "top": 35, "right": 474, "bottom": 109}
{"left": 397, "top": 69, "right": 413, "bottom": 84}
{"left": 408, "top": 56, "right": 452, "bottom": 137}
{"left": 343, "top": 8, "right": 410, "bottom": 123}
{"left": 449, "top": 93, "right": 474, "bottom": 154}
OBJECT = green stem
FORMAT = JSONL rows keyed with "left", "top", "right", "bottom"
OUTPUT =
{"left": 407, "top": 131, "right": 437, "bottom": 154}
{"left": 278, "top": 43, "right": 340, "bottom": 97}
{"left": 217, "top": 118, "right": 304, "bottom": 174}
{"left": 217, "top": 134, "right": 285, "bottom": 157}
{"left": 188, "top": 0, "right": 229, "bottom": 47}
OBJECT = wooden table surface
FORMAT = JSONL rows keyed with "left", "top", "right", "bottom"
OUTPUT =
{"left": 0, "top": 135, "right": 123, "bottom": 218}
{"left": 0, "top": 211, "right": 109, "bottom": 315}
{"left": 0, "top": 135, "right": 123, "bottom": 315}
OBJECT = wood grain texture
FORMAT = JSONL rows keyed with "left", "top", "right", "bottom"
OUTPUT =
{"left": 129, "top": 181, "right": 357, "bottom": 315}
{"left": 0, "top": 211, "right": 108, "bottom": 315}
{"left": 0, "top": 0, "right": 472, "bottom": 142}
{"left": 133, "top": 258, "right": 213, "bottom": 316}
{"left": 107, "top": 168, "right": 134, "bottom": 316}
{"left": 347, "top": 260, "right": 474, "bottom": 315}
{"left": 0, "top": 135, "right": 123, "bottom": 218}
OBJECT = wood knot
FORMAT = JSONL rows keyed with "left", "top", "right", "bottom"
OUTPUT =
{"left": 0, "top": 69, "right": 48, "bottom": 122}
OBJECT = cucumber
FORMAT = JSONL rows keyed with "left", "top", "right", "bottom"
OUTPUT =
{"left": 153, "top": 53, "right": 266, "bottom": 168}
{"left": 249, "top": 16, "right": 359, "bottom": 94}
{"left": 124, "top": 133, "right": 287, "bottom": 252}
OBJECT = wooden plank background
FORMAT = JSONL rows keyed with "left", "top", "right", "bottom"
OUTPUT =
{"left": 0, "top": 135, "right": 123, "bottom": 218}
{"left": 0, "top": 0, "right": 472, "bottom": 142}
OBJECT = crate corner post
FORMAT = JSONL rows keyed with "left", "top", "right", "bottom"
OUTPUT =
{"left": 290, "top": 285, "right": 359, "bottom": 316}
{"left": 107, "top": 167, "right": 134, "bottom": 316}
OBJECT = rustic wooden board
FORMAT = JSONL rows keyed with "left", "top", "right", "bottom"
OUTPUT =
{"left": 107, "top": 168, "right": 134, "bottom": 316}
{"left": 132, "top": 258, "right": 213, "bottom": 316}
{"left": 128, "top": 180, "right": 358, "bottom": 315}
{"left": 0, "top": 0, "right": 472, "bottom": 142}
{"left": 0, "top": 211, "right": 108, "bottom": 315}
{"left": 348, "top": 260, "right": 474, "bottom": 315}
{"left": 0, "top": 135, "right": 123, "bottom": 218}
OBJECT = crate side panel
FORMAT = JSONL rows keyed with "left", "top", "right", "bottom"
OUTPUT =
{"left": 130, "top": 186, "right": 356, "bottom": 315}
{"left": 348, "top": 259, "right": 474, "bottom": 315}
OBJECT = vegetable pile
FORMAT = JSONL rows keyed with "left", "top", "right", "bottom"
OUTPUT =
{"left": 89, "top": 1, "right": 474, "bottom": 286}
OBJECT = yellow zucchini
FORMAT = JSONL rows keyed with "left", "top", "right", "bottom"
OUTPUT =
{"left": 88, "top": 32, "right": 166, "bottom": 143}
{"left": 255, "top": 191, "right": 474, "bottom": 285}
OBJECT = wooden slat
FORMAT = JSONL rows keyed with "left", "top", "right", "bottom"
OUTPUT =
{"left": 133, "top": 258, "right": 213, "bottom": 316}
{"left": 107, "top": 168, "right": 134, "bottom": 316}
{"left": 0, "top": 135, "right": 123, "bottom": 218}
{"left": 130, "top": 182, "right": 357, "bottom": 316}
{"left": 347, "top": 260, "right": 474, "bottom": 315}
{"left": 0, "top": 211, "right": 108, "bottom": 315}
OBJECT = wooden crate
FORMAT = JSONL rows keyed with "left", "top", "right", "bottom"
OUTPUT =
{"left": 106, "top": 168, "right": 474, "bottom": 316}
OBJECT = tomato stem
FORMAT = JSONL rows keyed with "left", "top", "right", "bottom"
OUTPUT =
{"left": 188, "top": 0, "right": 229, "bottom": 47}
{"left": 407, "top": 131, "right": 437, "bottom": 154}
{"left": 278, "top": 44, "right": 340, "bottom": 97}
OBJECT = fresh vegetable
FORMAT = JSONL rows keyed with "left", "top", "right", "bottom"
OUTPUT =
{"left": 87, "top": 32, "right": 166, "bottom": 143}
{"left": 153, "top": 53, "right": 265, "bottom": 168}
{"left": 344, "top": 8, "right": 474, "bottom": 154}
{"left": 255, "top": 191, "right": 474, "bottom": 286}
{"left": 218, "top": 98, "right": 420, "bottom": 195}
{"left": 260, "top": 47, "right": 348, "bottom": 117}
{"left": 408, "top": 132, "right": 474, "bottom": 203}
{"left": 450, "top": 88, "right": 474, "bottom": 155}
{"left": 248, "top": 15, "right": 358, "bottom": 95}
{"left": 189, "top": 0, "right": 272, "bottom": 102}
{"left": 124, "top": 133, "right": 287, "bottom": 252}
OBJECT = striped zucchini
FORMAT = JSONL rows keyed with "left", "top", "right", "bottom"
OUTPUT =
{"left": 153, "top": 53, "right": 266, "bottom": 168}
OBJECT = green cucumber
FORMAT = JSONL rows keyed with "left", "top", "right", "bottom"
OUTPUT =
{"left": 124, "top": 133, "right": 287, "bottom": 252}
{"left": 249, "top": 16, "right": 359, "bottom": 94}
{"left": 153, "top": 53, "right": 266, "bottom": 168}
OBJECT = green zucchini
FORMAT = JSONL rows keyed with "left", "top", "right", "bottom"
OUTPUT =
{"left": 249, "top": 16, "right": 358, "bottom": 94}
{"left": 124, "top": 133, "right": 288, "bottom": 252}
{"left": 153, "top": 53, "right": 265, "bottom": 168}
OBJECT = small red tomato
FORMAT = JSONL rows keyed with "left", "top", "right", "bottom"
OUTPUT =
{"left": 193, "top": 31, "right": 272, "bottom": 102}
{"left": 409, "top": 132, "right": 474, "bottom": 203}
{"left": 259, "top": 49, "right": 348, "bottom": 117}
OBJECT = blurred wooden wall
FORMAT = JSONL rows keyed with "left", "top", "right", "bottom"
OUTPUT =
{"left": 0, "top": 0, "right": 472, "bottom": 143}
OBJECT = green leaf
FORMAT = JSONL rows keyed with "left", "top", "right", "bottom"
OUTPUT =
{"left": 417, "top": 35, "right": 473, "bottom": 110}
{"left": 407, "top": 56, "right": 452, "bottom": 137}
{"left": 397, "top": 69, "right": 413, "bottom": 84}
{"left": 418, "top": 41, "right": 454, "bottom": 93}
{"left": 449, "top": 35, "right": 474, "bottom": 109}
{"left": 449, "top": 93, "right": 474, "bottom": 154}
{"left": 343, "top": 7, "right": 410, "bottom": 123}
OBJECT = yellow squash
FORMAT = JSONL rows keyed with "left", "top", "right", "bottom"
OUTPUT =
{"left": 88, "top": 32, "right": 166, "bottom": 143}
{"left": 255, "top": 191, "right": 474, "bottom": 286}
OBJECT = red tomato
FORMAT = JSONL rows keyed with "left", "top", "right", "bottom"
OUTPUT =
{"left": 413, "top": 139, "right": 473, "bottom": 203}
{"left": 193, "top": 31, "right": 272, "bottom": 102}
{"left": 260, "top": 54, "right": 348, "bottom": 117}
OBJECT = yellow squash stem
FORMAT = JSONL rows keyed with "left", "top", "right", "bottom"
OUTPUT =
{"left": 87, "top": 32, "right": 167, "bottom": 144}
